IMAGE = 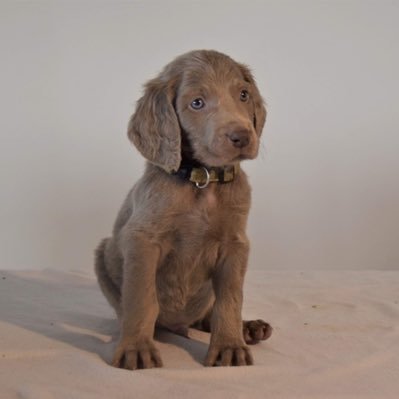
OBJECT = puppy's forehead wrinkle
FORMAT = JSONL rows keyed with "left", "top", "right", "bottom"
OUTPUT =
{"left": 160, "top": 50, "right": 244, "bottom": 87}
{"left": 182, "top": 65, "right": 242, "bottom": 87}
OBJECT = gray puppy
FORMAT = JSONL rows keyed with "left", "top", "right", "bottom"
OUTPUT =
{"left": 95, "top": 50, "right": 272, "bottom": 370}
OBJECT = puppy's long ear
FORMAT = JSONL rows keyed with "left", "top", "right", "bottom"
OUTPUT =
{"left": 238, "top": 64, "right": 267, "bottom": 137}
{"left": 128, "top": 78, "right": 181, "bottom": 173}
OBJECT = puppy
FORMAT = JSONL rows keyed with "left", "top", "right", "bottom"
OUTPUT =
{"left": 95, "top": 50, "right": 272, "bottom": 369}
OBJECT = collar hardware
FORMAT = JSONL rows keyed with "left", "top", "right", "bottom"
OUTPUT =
{"left": 173, "top": 164, "right": 239, "bottom": 188}
{"left": 195, "top": 167, "right": 211, "bottom": 189}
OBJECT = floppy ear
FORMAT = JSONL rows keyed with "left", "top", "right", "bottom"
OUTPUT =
{"left": 238, "top": 64, "right": 267, "bottom": 137}
{"left": 128, "top": 78, "right": 181, "bottom": 173}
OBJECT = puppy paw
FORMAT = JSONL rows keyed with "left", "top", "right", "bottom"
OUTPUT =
{"left": 243, "top": 319, "right": 273, "bottom": 345}
{"left": 204, "top": 343, "right": 253, "bottom": 367}
{"left": 112, "top": 338, "right": 163, "bottom": 370}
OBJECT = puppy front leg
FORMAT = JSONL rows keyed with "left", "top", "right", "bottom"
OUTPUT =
{"left": 112, "top": 236, "right": 163, "bottom": 370}
{"left": 205, "top": 237, "right": 253, "bottom": 367}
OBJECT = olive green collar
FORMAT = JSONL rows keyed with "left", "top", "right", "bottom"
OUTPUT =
{"left": 173, "top": 164, "right": 239, "bottom": 188}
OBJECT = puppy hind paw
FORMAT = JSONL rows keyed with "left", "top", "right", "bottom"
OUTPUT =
{"left": 243, "top": 319, "right": 273, "bottom": 345}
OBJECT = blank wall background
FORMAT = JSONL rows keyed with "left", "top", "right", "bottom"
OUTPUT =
{"left": 1, "top": 1, "right": 398, "bottom": 272}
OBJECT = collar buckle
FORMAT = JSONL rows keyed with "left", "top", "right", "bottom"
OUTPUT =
{"left": 172, "top": 164, "right": 239, "bottom": 188}
{"left": 195, "top": 167, "right": 211, "bottom": 189}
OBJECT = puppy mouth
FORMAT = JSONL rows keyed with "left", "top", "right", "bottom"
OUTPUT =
{"left": 236, "top": 154, "right": 251, "bottom": 161}
{"left": 230, "top": 152, "right": 256, "bottom": 163}
{"left": 202, "top": 147, "right": 256, "bottom": 167}
{"left": 190, "top": 134, "right": 258, "bottom": 167}
{"left": 238, "top": 147, "right": 259, "bottom": 160}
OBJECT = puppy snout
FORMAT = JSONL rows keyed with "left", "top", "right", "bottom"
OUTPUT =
{"left": 227, "top": 129, "right": 250, "bottom": 148}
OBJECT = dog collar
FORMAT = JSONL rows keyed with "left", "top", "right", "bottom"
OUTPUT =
{"left": 173, "top": 164, "right": 239, "bottom": 189}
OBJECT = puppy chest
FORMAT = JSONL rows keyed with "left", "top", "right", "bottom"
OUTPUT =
{"left": 177, "top": 189, "right": 227, "bottom": 237}
{"left": 156, "top": 234, "right": 220, "bottom": 310}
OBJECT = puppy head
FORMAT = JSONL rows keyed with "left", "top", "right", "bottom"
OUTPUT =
{"left": 128, "top": 50, "right": 267, "bottom": 172}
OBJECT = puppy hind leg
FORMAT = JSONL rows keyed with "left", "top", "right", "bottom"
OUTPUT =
{"left": 192, "top": 312, "right": 273, "bottom": 345}
{"left": 95, "top": 238, "right": 122, "bottom": 320}
{"left": 191, "top": 308, "right": 212, "bottom": 333}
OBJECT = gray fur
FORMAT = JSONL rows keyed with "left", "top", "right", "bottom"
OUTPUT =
{"left": 95, "top": 50, "right": 272, "bottom": 370}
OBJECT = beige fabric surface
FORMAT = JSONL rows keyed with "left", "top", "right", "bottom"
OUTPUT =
{"left": 0, "top": 269, "right": 398, "bottom": 399}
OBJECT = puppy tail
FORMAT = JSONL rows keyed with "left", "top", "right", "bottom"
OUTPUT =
{"left": 94, "top": 238, "right": 122, "bottom": 317}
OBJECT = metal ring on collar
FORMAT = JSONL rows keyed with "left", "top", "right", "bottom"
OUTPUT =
{"left": 195, "top": 167, "right": 210, "bottom": 189}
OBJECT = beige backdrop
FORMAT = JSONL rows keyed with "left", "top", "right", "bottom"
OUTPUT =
{"left": 1, "top": 1, "right": 398, "bottom": 271}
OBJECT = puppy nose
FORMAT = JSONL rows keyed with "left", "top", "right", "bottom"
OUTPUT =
{"left": 228, "top": 130, "right": 250, "bottom": 148}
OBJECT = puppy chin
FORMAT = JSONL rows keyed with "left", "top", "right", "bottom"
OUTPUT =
{"left": 199, "top": 152, "right": 239, "bottom": 168}
{"left": 239, "top": 145, "right": 259, "bottom": 161}
{"left": 190, "top": 146, "right": 228, "bottom": 167}
{"left": 194, "top": 143, "right": 258, "bottom": 167}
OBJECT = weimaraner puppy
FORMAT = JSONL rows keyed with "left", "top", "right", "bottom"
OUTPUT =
{"left": 95, "top": 50, "right": 272, "bottom": 370}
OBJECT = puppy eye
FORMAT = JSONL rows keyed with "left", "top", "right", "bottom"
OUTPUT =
{"left": 240, "top": 90, "right": 249, "bottom": 102}
{"left": 190, "top": 98, "right": 205, "bottom": 110}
